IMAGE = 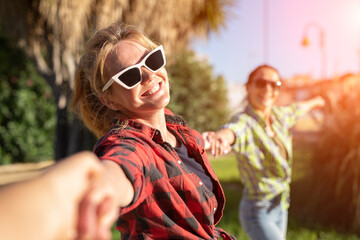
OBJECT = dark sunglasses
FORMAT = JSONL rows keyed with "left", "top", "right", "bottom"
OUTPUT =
{"left": 102, "top": 45, "right": 166, "bottom": 92}
{"left": 253, "top": 78, "right": 282, "bottom": 90}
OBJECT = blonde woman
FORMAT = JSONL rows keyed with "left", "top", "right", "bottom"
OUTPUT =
{"left": 72, "top": 23, "right": 234, "bottom": 240}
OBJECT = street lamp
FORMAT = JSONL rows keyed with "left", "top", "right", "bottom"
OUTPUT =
{"left": 263, "top": 0, "right": 269, "bottom": 62}
{"left": 301, "top": 22, "right": 326, "bottom": 80}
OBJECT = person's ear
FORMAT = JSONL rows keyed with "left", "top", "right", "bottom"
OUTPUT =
{"left": 245, "top": 82, "right": 251, "bottom": 92}
{"left": 99, "top": 95, "right": 122, "bottom": 111}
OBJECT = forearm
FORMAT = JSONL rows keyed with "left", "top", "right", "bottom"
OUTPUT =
{"left": 0, "top": 151, "right": 117, "bottom": 240}
{"left": 0, "top": 174, "right": 70, "bottom": 240}
{"left": 298, "top": 96, "right": 325, "bottom": 114}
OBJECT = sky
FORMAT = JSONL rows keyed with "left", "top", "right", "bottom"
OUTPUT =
{"left": 191, "top": 0, "right": 360, "bottom": 84}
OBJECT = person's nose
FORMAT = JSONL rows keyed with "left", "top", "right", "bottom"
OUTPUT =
{"left": 141, "top": 66, "right": 155, "bottom": 84}
{"left": 264, "top": 82, "right": 273, "bottom": 91}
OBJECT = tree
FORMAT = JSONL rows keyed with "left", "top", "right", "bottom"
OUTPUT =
{"left": 167, "top": 50, "right": 230, "bottom": 132}
{"left": 0, "top": 0, "right": 234, "bottom": 160}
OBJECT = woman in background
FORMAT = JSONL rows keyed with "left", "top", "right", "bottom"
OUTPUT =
{"left": 203, "top": 65, "right": 325, "bottom": 240}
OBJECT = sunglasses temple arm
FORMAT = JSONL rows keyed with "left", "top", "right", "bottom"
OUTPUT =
{"left": 102, "top": 79, "right": 115, "bottom": 92}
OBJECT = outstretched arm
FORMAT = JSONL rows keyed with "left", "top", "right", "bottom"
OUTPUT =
{"left": 297, "top": 95, "right": 326, "bottom": 115}
{"left": 0, "top": 151, "right": 119, "bottom": 240}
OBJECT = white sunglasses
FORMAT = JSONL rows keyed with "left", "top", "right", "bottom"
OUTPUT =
{"left": 102, "top": 45, "right": 166, "bottom": 92}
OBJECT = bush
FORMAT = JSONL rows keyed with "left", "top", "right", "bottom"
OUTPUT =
{"left": 297, "top": 82, "right": 360, "bottom": 234}
{"left": 0, "top": 33, "right": 56, "bottom": 164}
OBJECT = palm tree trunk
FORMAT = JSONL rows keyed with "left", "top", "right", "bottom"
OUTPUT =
{"left": 55, "top": 106, "right": 69, "bottom": 160}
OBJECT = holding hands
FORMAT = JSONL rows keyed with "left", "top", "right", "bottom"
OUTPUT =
{"left": 202, "top": 96, "right": 325, "bottom": 160}
{"left": 47, "top": 151, "right": 118, "bottom": 240}
{"left": 202, "top": 129, "right": 234, "bottom": 158}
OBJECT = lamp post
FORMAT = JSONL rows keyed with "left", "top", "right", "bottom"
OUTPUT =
{"left": 301, "top": 22, "right": 326, "bottom": 80}
{"left": 263, "top": 0, "right": 269, "bottom": 63}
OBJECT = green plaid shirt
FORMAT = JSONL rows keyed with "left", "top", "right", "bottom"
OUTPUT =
{"left": 224, "top": 103, "right": 306, "bottom": 209}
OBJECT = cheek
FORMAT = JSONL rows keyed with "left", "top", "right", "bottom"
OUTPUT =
{"left": 247, "top": 91, "right": 257, "bottom": 105}
{"left": 157, "top": 69, "right": 169, "bottom": 89}
{"left": 272, "top": 90, "right": 280, "bottom": 98}
{"left": 108, "top": 94, "right": 124, "bottom": 110}
{"left": 110, "top": 86, "right": 135, "bottom": 106}
{"left": 247, "top": 87, "right": 259, "bottom": 98}
{"left": 158, "top": 68, "right": 168, "bottom": 80}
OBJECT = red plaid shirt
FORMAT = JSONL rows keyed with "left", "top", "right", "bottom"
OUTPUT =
{"left": 93, "top": 111, "right": 234, "bottom": 240}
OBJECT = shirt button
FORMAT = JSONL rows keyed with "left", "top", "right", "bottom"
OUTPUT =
{"left": 213, "top": 207, "right": 217, "bottom": 212}
{"left": 178, "top": 160, "right": 181, "bottom": 164}
{"left": 199, "top": 181, "right": 203, "bottom": 185}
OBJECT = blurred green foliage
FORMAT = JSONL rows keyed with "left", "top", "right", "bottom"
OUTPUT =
{"left": 167, "top": 50, "right": 230, "bottom": 132}
{"left": 0, "top": 33, "right": 56, "bottom": 164}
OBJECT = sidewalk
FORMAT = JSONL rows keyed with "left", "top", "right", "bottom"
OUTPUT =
{"left": 0, "top": 161, "right": 54, "bottom": 185}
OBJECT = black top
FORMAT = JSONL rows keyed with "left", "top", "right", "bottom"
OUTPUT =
{"left": 175, "top": 140, "right": 214, "bottom": 192}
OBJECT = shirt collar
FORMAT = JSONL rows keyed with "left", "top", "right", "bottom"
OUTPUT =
{"left": 110, "top": 111, "right": 187, "bottom": 140}
{"left": 245, "top": 104, "right": 277, "bottom": 127}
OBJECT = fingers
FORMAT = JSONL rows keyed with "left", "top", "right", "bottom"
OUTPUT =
{"left": 96, "top": 197, "right": 118, "bottom": 240}
{"left": 203, "top": 132, "right": 231, "bottom": 158}
{"left": 41, "top": 152, "right": 118, "bottom": 240}
{"left": 77, "top": 191, "right": 96, "bottom": 239}
{"left": 202, "top": 131, "right": 215, "bottom": 150}
{"left": 317, "top": 96, "right": 326, "bottom": 108}
{"left": 313, "top": 96, "right": 326, "bottom": 108}
{"left": 76, "top": 181, "right": 118, "bottom": 240}
{"left": 210, "top": 137, "right": 231, "bottom": 158}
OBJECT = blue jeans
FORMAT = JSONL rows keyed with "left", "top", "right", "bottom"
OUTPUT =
{"left": 239, "top": 194, "right": 288, "bottom": 240}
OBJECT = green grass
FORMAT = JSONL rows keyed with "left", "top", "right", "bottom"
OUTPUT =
{"left": 210, "top": 152, "right": 360, "bottom": 240}
{"left": 111, "top": 151, "right": 360, "bottom": 239}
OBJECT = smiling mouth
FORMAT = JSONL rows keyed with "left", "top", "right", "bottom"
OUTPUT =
{"left": 142, "top": 82, "right": 161, "bottom": 97}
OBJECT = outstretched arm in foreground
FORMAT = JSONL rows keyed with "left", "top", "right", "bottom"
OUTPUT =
{"left": 0, "top": 151, "right": 120, "bottom": 240}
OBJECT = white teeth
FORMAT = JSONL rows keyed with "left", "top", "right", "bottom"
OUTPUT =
{"left": 146, "top": 83, "right": 160, "bottom": 95}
